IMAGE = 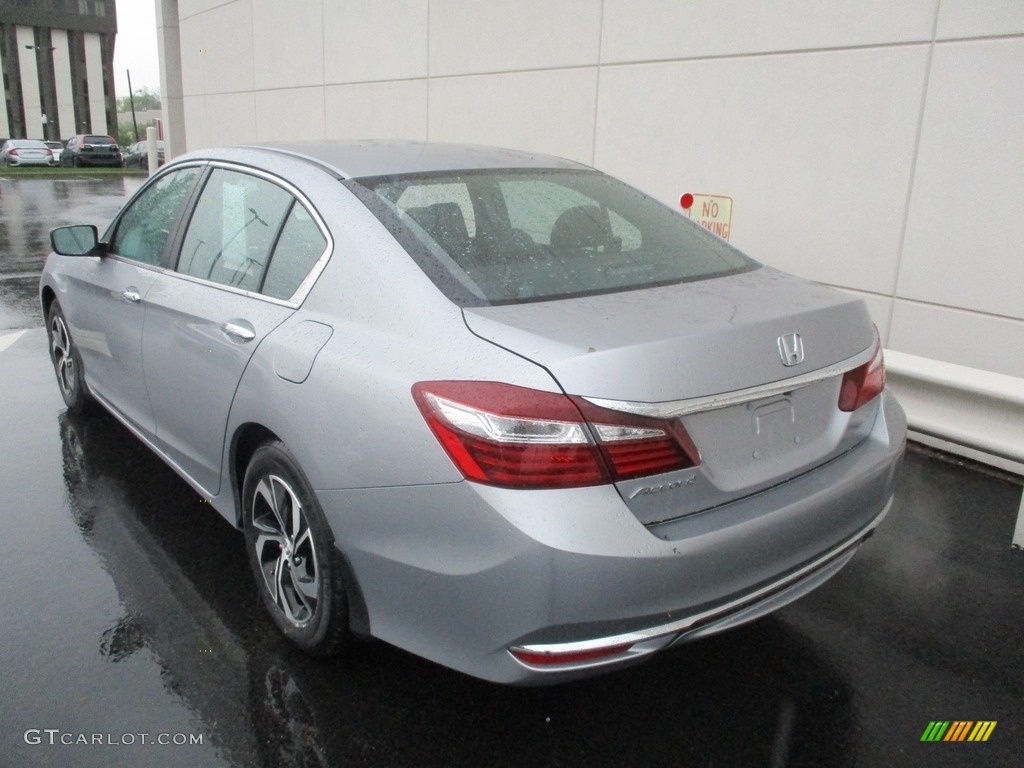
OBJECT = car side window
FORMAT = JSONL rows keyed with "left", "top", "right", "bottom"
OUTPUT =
{"left": 177, "top": 169, "right": 293, "bottom": 292}
{"left": 261, "top": 203, "right": 328, "bottom": 300}
{"left": 109, "top": 166, "right": 202, "bottom": 265}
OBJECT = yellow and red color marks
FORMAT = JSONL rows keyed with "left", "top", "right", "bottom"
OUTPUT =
{"left": 920, "top": 721, "right": 997, "bottom": 742}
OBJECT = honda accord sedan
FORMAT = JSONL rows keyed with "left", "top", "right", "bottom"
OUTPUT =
{"left": 40, "top": 141, "right": 905, "bottom": 684}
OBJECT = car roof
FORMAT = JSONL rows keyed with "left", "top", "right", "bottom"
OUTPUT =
{"left": 177, "top": 140, "right": 592, "bottom": 180}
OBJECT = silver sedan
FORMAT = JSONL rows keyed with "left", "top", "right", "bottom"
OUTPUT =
{"left": 1, "top": 138, "right": 54, "bottom": 167}
{"left": 39, "top": 141, "right": 905, "bottom": 684}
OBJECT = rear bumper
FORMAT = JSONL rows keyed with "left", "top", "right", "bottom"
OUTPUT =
{"left": 76, "top": 154, "right": 121, "bottom": 166}
{"left": 318, "top": 392, "right": 906, "bottom": 684}
{"left": 6, "top": 157, "right": 51, "bottom": 166}
{"left": 507, "top": 499, "right": 887, "bottom": 675}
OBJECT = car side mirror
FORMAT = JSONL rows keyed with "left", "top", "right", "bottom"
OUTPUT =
{"left": 50, "top": 225, "right": 101, "bottom": 256}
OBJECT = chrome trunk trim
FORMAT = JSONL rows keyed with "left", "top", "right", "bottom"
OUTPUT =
{"left": 583, "top": 346, "right": 874, "bottom": 419}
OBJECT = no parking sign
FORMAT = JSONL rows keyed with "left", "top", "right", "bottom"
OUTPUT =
{"left": 680, "top": 193, "right": 733, "bottom": 241}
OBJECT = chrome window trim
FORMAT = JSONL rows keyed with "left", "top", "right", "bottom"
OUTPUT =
{"left": 98, "top": 253, "right": 299, "bottom": 310}
{"left": 192, "top": 161, "right": 334, "bottom": 306}
{"left": 584, "top": 345, "right": 875, "bottom": 419}
{"left": 101, "top": 160, "right": 331, "bottom": 309}
{"left": 157, "top": 265, "right": 301, "bottom": 308}
{"left": 103, "top": 160, "right": 333, "bottom": 308}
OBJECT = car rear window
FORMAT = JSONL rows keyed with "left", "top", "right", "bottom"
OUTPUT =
{"left": 85, "top": 135, "right": 114, "bottom": 144}
{"left": 347, "top": 169, "right": 756, "bottom": 306}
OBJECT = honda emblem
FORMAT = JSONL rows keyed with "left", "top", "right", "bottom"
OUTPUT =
{"left": 777, "top": 333, "right": 804, "bottom": 367}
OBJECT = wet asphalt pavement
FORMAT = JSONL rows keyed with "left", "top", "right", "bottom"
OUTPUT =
{"left": 1, "top": 176, "right": 1022, "bottom": 767}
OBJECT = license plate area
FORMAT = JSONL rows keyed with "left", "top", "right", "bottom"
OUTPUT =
{"left": 680, "top": 378, "right": 844, "bottom": 493}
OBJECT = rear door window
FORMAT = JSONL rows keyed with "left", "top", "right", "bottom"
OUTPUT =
{"left": 176, "top": 168, "right": 293, "bottom": 292}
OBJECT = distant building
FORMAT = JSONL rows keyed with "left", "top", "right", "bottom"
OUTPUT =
{"left": 0, "top": 0, "right": 117, "bottom": 141}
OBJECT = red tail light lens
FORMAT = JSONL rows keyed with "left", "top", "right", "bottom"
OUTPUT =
{"left": 413, "top": 381, "right": 698, "bottom": 489}
{"left": 838, "top": 329, "right": 886, "bottom": 412}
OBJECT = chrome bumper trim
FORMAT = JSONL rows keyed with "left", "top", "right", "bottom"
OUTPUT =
{"left": 509, "top": 498, "right": 892, "bottom": 671}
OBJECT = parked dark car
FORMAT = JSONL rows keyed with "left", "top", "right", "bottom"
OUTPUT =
{"left": 60, "top": 134, "right": 123, "bottom": 167}
{"left": 123, "top": 140, "right": 166, "bottom": 170}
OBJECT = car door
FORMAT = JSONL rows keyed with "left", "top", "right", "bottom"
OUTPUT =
{"left": 65, "top": 165, "right": 203, "bottom": 434}
{"left": 141, "top": 166, "right": 309, "bottom": 495}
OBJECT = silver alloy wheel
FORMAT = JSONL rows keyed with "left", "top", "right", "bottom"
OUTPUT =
{"left": 251, "top": 474, "right": 320, "bottom": 627}
{"left": 50, "top": 313, "right": 76, "bottom": 399}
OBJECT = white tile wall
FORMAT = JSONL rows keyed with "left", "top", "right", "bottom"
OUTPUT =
{"left": 937, "top": 0, "right": 1024, "bottom": 39}
{"left": 184, "top": 92, "right": 257, "bottom": 149}
{"left": 890, "top": 300, "right": 1024, "bottom": 378}
{"left": 324, "top": 80, "right": 428, "bottom": 140}
{"left": 168, "top": 1, "right": 1024, "bottom": 385}
{"left": 322, "top": 0, "right": 429, "bottom": 84}
{"left": 252, "top": 0, "right": 324, "bottom": 89}
{"left": 255, "top": 87, "right": 326, "bottom": 141}
{"left": 896, "top": 38, "right": 1024, "bottom": 320}
{"left": 179, "top": 0, "right": 255, "bottom": 96}
{"left": 594, "top": 47, "right": 929, "bottom": 296}
{"left": 600, "top": 0, "right": 936, "bottom": 63}
{"left": 428, "top": 0, "right": 601, "bottom": 76}
{"left": 428, "top": 69, "right": 597, "bottom": 163}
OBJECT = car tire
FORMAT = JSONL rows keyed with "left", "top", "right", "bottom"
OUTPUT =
{"left": 242, "top": 441, "right": 350, "bottom": 656}
{"left": 47, "top": 301, "right": 93, "bottom": 415}
{"left": 72, "top": 156, "right": 80, "bottom": 168}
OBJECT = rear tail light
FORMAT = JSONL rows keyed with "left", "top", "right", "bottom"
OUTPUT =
{"left": 838, "top": 328, "right": 886, "bottom": 411}
{"left": 412, "top": 381, "right": 699, "bottom": 490}
{"left": 8, "top": 148, "right": 17, "bottom": 156}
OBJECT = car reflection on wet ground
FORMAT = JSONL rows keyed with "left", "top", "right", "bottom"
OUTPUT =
{"left": 1, "top": 177, "right": 1022, "bottom": 767}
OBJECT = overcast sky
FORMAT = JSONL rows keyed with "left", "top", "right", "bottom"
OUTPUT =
{"left": 111, "top": 1, "right": 160, "bottom": 95}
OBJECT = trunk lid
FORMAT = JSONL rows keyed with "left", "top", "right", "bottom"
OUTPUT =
{"left": 463, "top": 267, "right": 879, "bottom": 523}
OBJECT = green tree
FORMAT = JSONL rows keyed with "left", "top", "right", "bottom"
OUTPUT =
{"left": 117, "top": 122, "right": 137, "bottom": 148}
{"left": 117, "top": 87, "right": 161, "bottom": 114}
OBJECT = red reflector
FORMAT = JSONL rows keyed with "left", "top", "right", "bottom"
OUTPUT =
{"left": 510, "top": 642, "right": 635, "bottom": 667}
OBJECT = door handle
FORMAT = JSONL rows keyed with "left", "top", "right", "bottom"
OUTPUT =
{"left": 121, "top": 288, "right": 141, "bottom": 303}
{"left": 222, "top": 321, "right": 256, "bottom": 342}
